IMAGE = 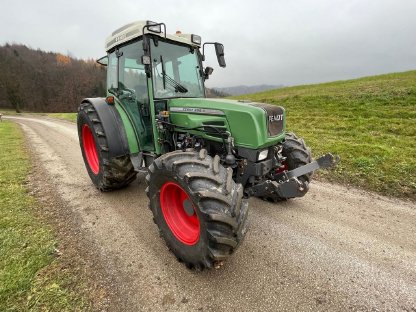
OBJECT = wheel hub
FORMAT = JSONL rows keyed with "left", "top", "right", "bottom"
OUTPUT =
{"left": 183, "top": 199, "right": 195, "bottom": 217}
{"left": 160, "top": 182, "right": 200, "bottom": 245}
{"left": 82, "top": 124, "right": 99, "bottom": 174}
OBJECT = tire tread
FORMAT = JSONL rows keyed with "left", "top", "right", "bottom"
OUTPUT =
{"left": 145, "top": 149, "right": 248, "bottom": 270}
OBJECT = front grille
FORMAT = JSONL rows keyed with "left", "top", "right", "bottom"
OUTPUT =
{"left": 202, "top": 120, "right": 225, "bottom": 126}
{"left": 250, "top": 103, "right": 285, "bottom": 136}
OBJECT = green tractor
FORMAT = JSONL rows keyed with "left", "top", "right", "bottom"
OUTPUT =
{"left": 77, "top": 21, "right": 338, "bottom": 270}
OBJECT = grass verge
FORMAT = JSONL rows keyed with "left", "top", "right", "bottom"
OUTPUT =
{"left": 0, "top": 108, "right": 20, "bottom": 114}
{"left": 46, "top": 113, "right": 77, "bottom": 123}
{"left": 0, "top": 121, "right": 88, "bottom": 311}
{"left": 233, "top": 70, "right": 416, "bottom": 200}
{"left": 0, "top": 110, "right": 77, "bottom": 123}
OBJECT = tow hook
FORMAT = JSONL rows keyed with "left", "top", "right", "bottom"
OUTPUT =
{"left": 274, "top": 153, "right": 340, "bottom": 182}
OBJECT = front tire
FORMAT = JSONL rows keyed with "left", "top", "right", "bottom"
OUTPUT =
{"left": 146, "top": 149, "right": 248, "bottom": 270}
{"left": 277, "top": 132, "right": 313, "bottom": 200}
{"left": 77, "top": 102, "right": 137, "bottom": 191}
{"left": 282, "top": 132, "right": 313, "bottom": 185}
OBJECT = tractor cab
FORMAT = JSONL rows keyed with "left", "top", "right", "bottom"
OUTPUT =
{"left": 97, "top": 21, "right": 225, "bottom": 154}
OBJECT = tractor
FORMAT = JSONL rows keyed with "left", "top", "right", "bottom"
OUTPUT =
{"left": 77, "top": 21, "right": 338, "bottom": 270}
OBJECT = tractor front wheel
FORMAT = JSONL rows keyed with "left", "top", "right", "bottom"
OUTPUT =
{"left": 146, "top": 149, "right": 248, "bottom": 270}
{"left": 276, "top": 132, "right": 313, "bottom": 200}
{"left": 263, "top": 132, "right": 313, "bottom": 202}
{"left": 282, "top": 132, "right": 313, "bottom": 185}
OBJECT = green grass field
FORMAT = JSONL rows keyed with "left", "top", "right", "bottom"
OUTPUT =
{"left": 46, "top": 113, "right": 77, "bottom": 122}
{"left": 0, "top": 110, "right": 77, "bottom": 123}
{"left": 0, "top": 108, "right": 19, "bottom": 113}
{"left": 233, "top": 70, "right": 416, "bottom": 199}
{"left": 0, "top": 121, "right": 88, "bottom": 311}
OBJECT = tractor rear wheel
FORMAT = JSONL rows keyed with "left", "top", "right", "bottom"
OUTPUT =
{"left": 146, "top": 149, "right": 248, "bottom": 270}
{"left": 77, "top": 102, "right": 136, "bottom": 191}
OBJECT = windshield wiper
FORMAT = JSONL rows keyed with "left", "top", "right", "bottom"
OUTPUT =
{"left": 159, "top": 55, "right": 188, "bottom": 93}
{"left": 164, "top": 74, "right": 188, "bottom": 93}
{"left": 160, "top": 55, "right": 166, "bottom": 90}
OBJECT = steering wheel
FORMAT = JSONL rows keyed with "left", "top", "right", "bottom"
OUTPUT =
{"left": 118, "top": 88, "right": 136, "bottom": 101}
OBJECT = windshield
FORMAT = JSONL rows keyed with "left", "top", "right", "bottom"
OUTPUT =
{"left": 151, "top": 39, "right": 204, "bottom": 99}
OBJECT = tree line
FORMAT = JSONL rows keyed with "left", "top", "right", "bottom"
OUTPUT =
{"left": 0, "top": 44, "right": 106, "bottom": 113}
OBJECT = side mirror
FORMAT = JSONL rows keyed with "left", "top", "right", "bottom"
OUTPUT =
{"left": 214, "top": 43, "right": 226, "bottom": 68}
{"left": 96, "top": 56, "right": 108, "bottom": 66}
{"left": 204, "top": 67, "right": 214, "bottom": 79}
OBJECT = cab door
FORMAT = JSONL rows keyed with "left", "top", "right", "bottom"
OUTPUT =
{"left": 108, "top": 40, "right": 155, "bottom": 152}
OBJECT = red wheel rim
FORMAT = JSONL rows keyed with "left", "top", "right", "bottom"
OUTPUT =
{"left": 276, "top": 161, "right": 289, "bottom": 174}
{"left": 82, "top": 124, "right": 99, "bottom": 175}
{"left": 160, "top": 182, "right": 200, "bottom": 245}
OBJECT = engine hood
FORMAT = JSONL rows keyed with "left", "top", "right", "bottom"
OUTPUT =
{"left": 167, "top": 98, "right": 286, "bottom": 149}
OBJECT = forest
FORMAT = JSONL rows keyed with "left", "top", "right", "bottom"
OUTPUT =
{"left": 0, "top": 44, "right": 106, "bottom": 113}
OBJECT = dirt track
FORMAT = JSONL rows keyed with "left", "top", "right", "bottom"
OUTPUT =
{"left": 6, "top": 115, "right": 416, "bottom": 311}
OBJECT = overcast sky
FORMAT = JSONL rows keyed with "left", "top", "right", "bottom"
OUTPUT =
{"left": 1, "top": 0, "right": 415, "bottom": 87}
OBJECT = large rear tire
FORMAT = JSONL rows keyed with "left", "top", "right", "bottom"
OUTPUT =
{"left": 146, "top": 149, "right": 249, "bottom": 270}
{"left": 77, "top": 102, "right": 136, "bottom": 191}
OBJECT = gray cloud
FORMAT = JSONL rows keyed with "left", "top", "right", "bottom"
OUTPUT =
{"left": 1, "top": 0, "right": 415, "bottom": 87}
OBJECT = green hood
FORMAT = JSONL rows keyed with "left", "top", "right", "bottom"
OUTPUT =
{"left": 168, "top": 98, "right": 286, "bottom": 149}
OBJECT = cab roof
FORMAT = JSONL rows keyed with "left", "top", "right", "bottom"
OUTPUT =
{"left": 105, "top": 20, "right": 201, "bottom": 52}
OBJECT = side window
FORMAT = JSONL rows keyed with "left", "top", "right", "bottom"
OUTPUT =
{"left": 118, "top": 41, "right": 148, "bottom": 104}
{"left": 107, "top": 51, "right": 117, "bottom": 93}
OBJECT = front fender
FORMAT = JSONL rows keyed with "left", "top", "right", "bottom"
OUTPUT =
{"left": 79, "top": 98, "right": 130, "bottom": 158}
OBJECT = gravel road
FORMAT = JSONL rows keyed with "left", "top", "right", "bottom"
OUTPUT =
{"left": 6, "top": 116, "right": 416, "bottom": 311}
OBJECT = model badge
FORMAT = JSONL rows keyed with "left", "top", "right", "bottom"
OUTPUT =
{"left": 269, "top": 114, "right": 283, "bottom": 122}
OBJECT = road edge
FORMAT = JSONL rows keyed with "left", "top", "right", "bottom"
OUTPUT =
{"left": 21, "top": 121, "right": 120, "bottom": 311}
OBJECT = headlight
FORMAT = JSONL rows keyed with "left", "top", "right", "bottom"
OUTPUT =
{"left": 191, "top": 34, "right": 201, "bottom": 45}
{"left": 146, "top": 20, "right": 161, "bottom": 33}
{"left": 258, "top": 149, "right": 269, "bottom": 161}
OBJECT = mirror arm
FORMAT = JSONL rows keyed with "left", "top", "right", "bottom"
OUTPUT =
{"left": 202, "top": 42, "right": 216, "bottom": 61}
{"left": 141, "top": 37, "right": 151, "bottom": 77}
{"left": 141, "top": 23, "right": 167, "bottom": 77}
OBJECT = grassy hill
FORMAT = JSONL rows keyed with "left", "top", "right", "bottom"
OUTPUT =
{"left": 233, "top": 70, "right": 416, "bottom": 200}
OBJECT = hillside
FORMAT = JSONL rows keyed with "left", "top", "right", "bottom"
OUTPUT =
{"left": 214, "top": 84, "right": 283, "bottom": 96}
{"left": 233, "top": 71, "right": 416, "bottom": 199}
{"left": 0, "top": 44, "right": 106, "bottom": 113}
